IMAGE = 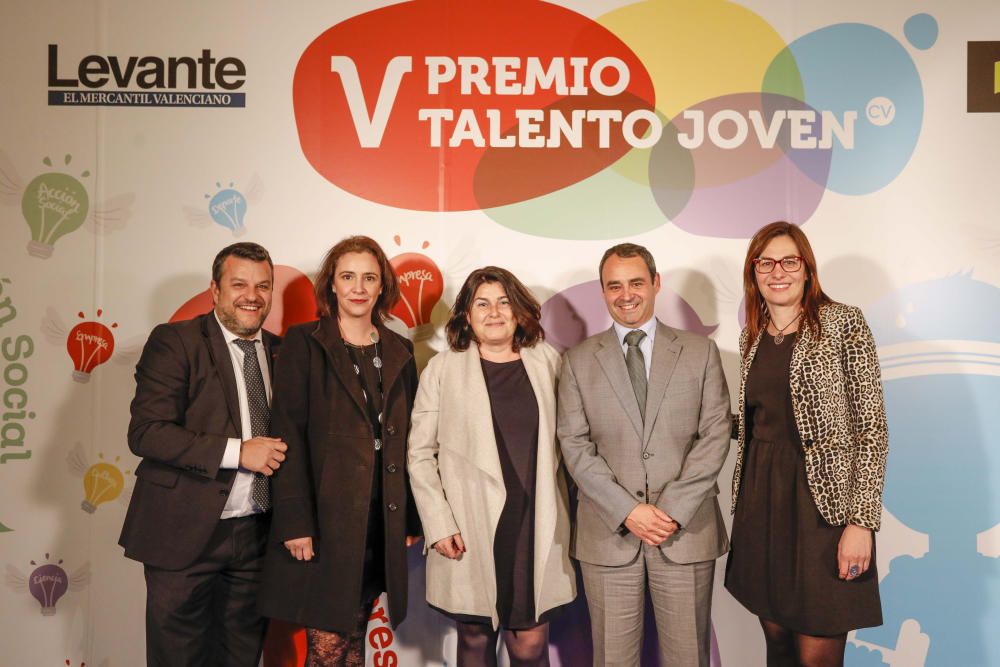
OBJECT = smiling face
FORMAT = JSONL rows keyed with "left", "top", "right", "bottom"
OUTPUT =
{"left": 755, "top": 234, "right": 807, "bottom": 310}
{"left": 468, "top": 282, "right": 517, "bottom": 350}
{"left": 334, "top": 251, "right": 382, "bottom": 323}
{"left": 601, "top": 254, "right": 660, "bottom": 328}
{"left": 212, "top": 256, "right": 273, "bottom": 338}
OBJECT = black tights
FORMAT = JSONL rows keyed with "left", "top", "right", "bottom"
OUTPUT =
{"left": 760, "top": 619, "right": 847, "bottom": 667}
{"left": 304, "top": 601, "right": 371, "bottom": 667}
{"left": 456, "top": 621, "right": 550, "bottom": 667}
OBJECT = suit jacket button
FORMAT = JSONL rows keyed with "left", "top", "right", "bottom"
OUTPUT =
{"left": 387, "top": 503, "right": 399, "bottom": 512}
{"left": 636, "top": 491, "right": 645, "bottom": 498}
{"left": 386, "top": 425, "right": 397, "bottom": 436}
{"left": 642, "top": 452, "right": 650, "bottom": 459}
{"left": 219, "top": 489, "right": 228, "bottom": 496}
{"left": 386, "top": 463, "right": 398, "bottom": 473}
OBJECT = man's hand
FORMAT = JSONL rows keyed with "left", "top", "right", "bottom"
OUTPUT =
{"left": 405, "top": 535, "right": 423, "bottom": 548}
{"left": 433, "top": 533, "right": 466, "bottom": 560}
{"left": 239, "top": 437, "right": 287, "bottom": 475}
{"left": 284, "top": 536, "right": 314, "bottom": 561}
{"left": 624, "top": 504, "right": 678, "bottom": 546}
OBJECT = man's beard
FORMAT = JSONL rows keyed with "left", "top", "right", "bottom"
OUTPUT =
{"left": 217, "top": 303, "right": 267, "bottom": 337}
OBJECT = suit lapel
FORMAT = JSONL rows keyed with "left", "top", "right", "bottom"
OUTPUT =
{"left": 520, "top": 344, "right": 558, "bottom": 592}
{"left": 460, "top": 346, "right": 504, "bottom": 484}
{"left": 642, "top": 322, "right": 680, "bottom": 446}
{"left": 788, "top": 319, "right": 814, "bottom": 397}
{"left": 262, "top": 330, "right": 280, "bottom": 378}
{"left": 203, "top": 313, "right": 243, "bottom": 436}
{"left": 374, "top": 322, "right": 411, "bottom": 398}
{"left": 520, "top": 345, "right": 553, "bottom": 433}
{"left": 311, "top": 318, "right": 368, "bottom": 418}
{"left": 595, "top": 328, "right": 644, "bottom": 440}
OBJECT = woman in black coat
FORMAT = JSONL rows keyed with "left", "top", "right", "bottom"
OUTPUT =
{"left": 258, "top": 236, "right": 419, "bottom": 666}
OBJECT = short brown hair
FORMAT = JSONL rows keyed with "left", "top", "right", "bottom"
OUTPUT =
{"left": 599, "top": 243, "right": 657, "bottom": 283}
{"left": 314, "top": 236, "right": 399, "bottom": 323}
{"left": 212, "top": 242, "right": 273, "bottom": 284}
{"left": 446, "top": 267, "right": 544, "bottom": 352}
{"left": 742, "top": 221, "right": 832, "bottom": 357}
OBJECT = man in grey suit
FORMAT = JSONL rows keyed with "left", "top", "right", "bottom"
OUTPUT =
{"left": 558, "top": 243, "right": 731, "bottom": 667}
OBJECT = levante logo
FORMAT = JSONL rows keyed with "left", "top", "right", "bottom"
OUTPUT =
{"left": 47, "top": 44, "right": 247, "bottom": 108}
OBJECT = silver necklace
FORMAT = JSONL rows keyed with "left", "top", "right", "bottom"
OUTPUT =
{"left": 343, "top": 330, "right": 385, "bottom": 448}
{"left": 769, "top": 312, "right": 802, "bottom": 345}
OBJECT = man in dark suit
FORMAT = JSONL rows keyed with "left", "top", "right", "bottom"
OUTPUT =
{"left": 120, "top": 242, "right": 287, "bottom": 666}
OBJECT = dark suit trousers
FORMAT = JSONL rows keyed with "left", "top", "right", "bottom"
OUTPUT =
{"left": 144, "top": 513, "right": 270, "bottom": 667}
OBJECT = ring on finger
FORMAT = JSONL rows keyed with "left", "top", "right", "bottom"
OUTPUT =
{"left": 848, "top": 565, "right": 859, "bottom": 577}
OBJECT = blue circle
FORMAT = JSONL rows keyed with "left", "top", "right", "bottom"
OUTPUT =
{"left": 766, "top": 23, "right": 924, "bottom": 196}
{"left": 904, "top": 13, "right": 938, "bottom": 50}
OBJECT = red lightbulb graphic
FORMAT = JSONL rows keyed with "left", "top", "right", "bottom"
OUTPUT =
{"left": 390, "top": 240, "right": 443, "bottom": 341}
{"left": 66, "top": 309, "right": 117, "bottom": 383}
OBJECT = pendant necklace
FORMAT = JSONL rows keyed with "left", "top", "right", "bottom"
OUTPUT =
{"left": 343, "top": 329, "right": 385, "bottom": 449}
{"left": 769, "top": 311, "right": 802, "bottom": 345}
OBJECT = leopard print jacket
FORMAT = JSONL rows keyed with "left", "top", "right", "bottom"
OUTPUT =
{"left": 731, "top": 302, "right": 889, "bottom": 530}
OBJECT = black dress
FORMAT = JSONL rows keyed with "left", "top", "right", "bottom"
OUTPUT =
{"left": 724, "top": 333, "right": 882, "bottom": 636}
{"left": 345, "top": 342, "right": 385, "bottom": 603}
{"left": 435, "top": 357, "right": 552, "bottom": 629}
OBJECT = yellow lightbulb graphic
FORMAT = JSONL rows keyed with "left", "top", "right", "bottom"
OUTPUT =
{"left": 81, "top": 459, "right": 125, "bottom": 513}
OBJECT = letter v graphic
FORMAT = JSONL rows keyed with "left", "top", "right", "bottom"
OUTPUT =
{"left": 331, "top": 56, "right": 413, "bottom": 148}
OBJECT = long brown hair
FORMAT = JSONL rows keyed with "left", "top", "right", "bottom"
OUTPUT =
{"left": 446, "top": 266, "right": 544, "bottom": 352}
{"left": 742, "top": 222, "right": 831, "bottom": 357}
{"left": 314, "top": 236, "right": 399, "bottom": 324}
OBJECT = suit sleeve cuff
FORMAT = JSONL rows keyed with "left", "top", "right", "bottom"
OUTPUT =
{"left": 221, "top": 438, "right": 241, "bottom": 470}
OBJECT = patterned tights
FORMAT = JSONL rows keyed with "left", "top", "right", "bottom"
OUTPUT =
{"left": 304, "top": 602, "right": 371, "bottom": 667}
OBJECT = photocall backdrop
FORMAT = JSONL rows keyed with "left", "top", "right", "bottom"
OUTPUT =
{"left": 1, "top": 1, "right": 998, "bottom": 665}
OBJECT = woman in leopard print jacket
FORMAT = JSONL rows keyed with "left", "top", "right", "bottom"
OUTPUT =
{"left": 725, "top": 222, "right": 888, "bottom": 667}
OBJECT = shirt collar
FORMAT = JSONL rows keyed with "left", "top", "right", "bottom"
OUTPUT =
{"left": 214, "top": 311, "right": 264, "bottom": 346}
{"left": 613, "top": 317, "right": 657, "bottom": 347}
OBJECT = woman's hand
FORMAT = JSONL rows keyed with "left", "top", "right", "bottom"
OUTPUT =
{"left": 838, "top": 524, "right": 872, "bottom": 580}
{"left": 284, "top": 536, "right": 314, "bottom": 561}
{"left": 432, "top": 533, "right": 466, "bottom": 560}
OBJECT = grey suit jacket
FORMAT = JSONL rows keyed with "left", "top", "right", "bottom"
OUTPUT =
{"left": 557, "top": 321, "right": 731, "bottom": 566}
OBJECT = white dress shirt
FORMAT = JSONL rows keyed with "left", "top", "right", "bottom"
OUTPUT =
{"left": 612, "top": 317, "right": 657, "bottom": 380}
{"left": 214, "top": 312, "right": 272, "bottom": 518}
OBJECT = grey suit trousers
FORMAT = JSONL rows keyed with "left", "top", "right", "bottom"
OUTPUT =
{"left": 580, "top": 545, "right": 715, "bottom": 667}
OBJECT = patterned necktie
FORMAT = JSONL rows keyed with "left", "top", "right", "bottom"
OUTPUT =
{"left": 234, "top": 338, "right": 271, "bottom": 511}
{"left": 624, "top": 329, "right": 648, "bottom": 422}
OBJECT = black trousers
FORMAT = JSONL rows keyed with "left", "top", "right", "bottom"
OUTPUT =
{"left": 144, "top": 513, "right": 270, "bottom": 667}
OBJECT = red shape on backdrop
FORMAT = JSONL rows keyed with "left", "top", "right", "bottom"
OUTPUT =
{"left": 293, "top": 0, "right": 655, "bottom": 211}
{"left": 390, "top": 252, "right": 444, "bottom": 341}
{"left": 67, "top": 318, "right": 116, "bottom": 383}
{"left": 262, "top": 619, "right": 307, "bottom": 667}
{"left": 169, "top": 265, "right": 317, "bottom": 336}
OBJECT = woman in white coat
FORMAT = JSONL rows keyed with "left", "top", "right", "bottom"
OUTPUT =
{"left": 408, "top": 266, "right": 576, "bottom": 667}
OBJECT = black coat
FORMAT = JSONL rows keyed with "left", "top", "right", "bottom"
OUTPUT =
{"left": 119, "top": 313, "right": 280, "bottom": 570}
{"left": 257, "top": 317, "right": 419, "bottom": 632}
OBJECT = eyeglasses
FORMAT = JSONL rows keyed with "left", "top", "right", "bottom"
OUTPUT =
{"left": 753, "top": 256, "right": 803, "bottom": 273}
